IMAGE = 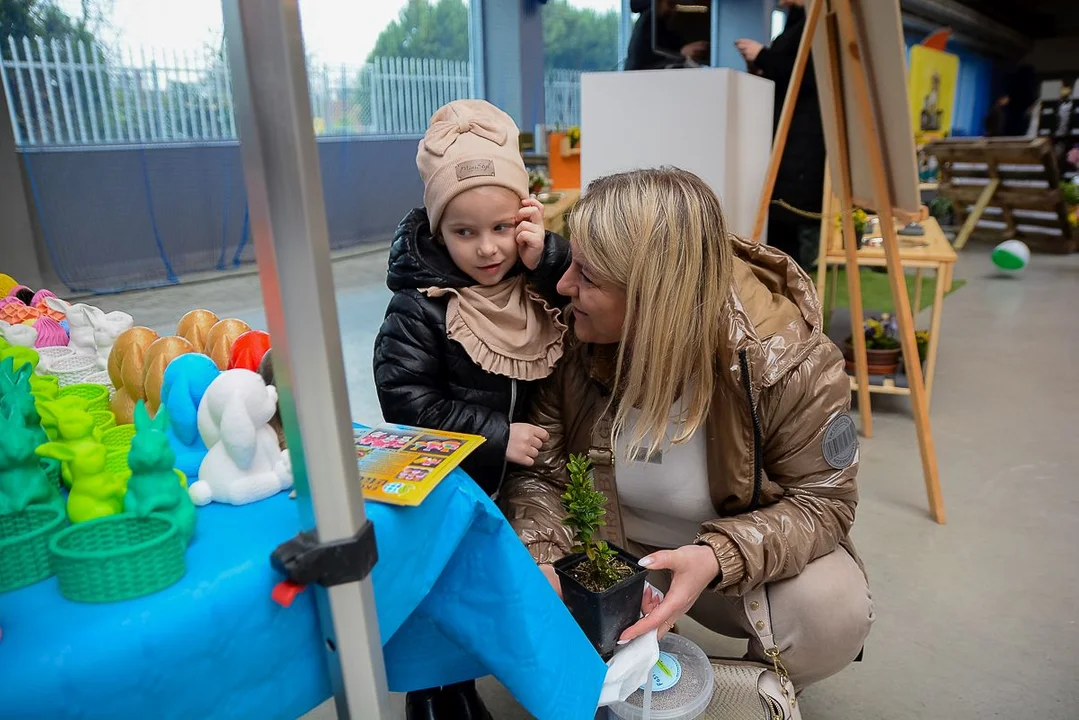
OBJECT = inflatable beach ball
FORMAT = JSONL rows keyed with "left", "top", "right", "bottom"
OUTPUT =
{"left": 992, "top": 240, "right": 1030, "bottom": 273}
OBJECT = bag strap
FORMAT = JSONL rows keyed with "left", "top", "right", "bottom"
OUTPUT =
{"left": 743, "top": 586, "right": 776, "bottom": 650}
{"left": 743, "top": 585, "right": 797, "bottom": 710}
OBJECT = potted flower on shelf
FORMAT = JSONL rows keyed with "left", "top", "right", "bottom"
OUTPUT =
{"left": 528, "top": 168, "right": 551, "bottom": 196}
{"left": 844, "top": 314, "right": 901, "bottom": 376}
{"left": 554, "top": 454, "right": 647, "bottom": 659}
{"left": 835, "top": 207, "right": 870, "bottom": 246}
{"left": 563, "top": 126, "right": 581, "bottom": 154}
{"left": 845, "top": 319, "right": 932, "bottom": 379}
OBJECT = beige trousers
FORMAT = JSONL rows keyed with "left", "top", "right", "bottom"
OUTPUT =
{"left": 628, "top": 542, "right": 874, "bottom": 689}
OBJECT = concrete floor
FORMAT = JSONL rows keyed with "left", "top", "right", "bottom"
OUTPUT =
{"left": 94, "top": 244, "right": 1079, "bottom": 719}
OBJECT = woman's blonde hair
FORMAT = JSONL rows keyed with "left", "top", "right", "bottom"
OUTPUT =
{"left": 569, "top": 167, "right": 733, "bottom": 457}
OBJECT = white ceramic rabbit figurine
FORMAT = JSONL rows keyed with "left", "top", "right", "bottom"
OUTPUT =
{"left": 45, "top": 298, "right": 133, "bottom": 367}
{"left": 86, "top": 307, "right": 133, "bottom": 369}
{"left": 0, "top": 320, "right": 38, "bottom": 348}
{"left": 45, "top": 298, "right": 93, "bottom": 356}
{"left": 188, "top": 369, "right": 292, "bottom": 506}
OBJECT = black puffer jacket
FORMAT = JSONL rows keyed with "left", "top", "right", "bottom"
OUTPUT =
{"left": 373, "top": 208, "right": 571, "bottom": 496}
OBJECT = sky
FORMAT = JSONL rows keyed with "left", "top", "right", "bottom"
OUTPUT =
{"left": 56, "top": 0, "right": 623, "bottom": 67}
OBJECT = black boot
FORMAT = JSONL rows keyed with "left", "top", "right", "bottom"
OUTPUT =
{"left": 438, "top": 680, "right": 493, "bottom": 720}
{"left": 404, "top": 688, "right": 442, "bottom": 720}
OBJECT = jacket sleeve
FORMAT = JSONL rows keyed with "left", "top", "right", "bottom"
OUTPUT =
{"left": 374, "top": 291, "right": 509, "bottom": 472}
{"left": 697, "top": 341, "right": 858, "bottom": 595}
{"left": 752, "top": 46, "right": 788, "bottom": 86}
{"left": 526, "top": 231, "right": 572, "bottom": 305}
{"left": 499, "top": 366, "right": 576, "bottom": 564}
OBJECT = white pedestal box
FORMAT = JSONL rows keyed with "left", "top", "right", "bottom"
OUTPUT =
{"left": 581, "top": 68, "right": 774, "bottom": 239}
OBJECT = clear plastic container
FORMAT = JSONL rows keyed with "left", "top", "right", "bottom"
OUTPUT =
{"left": 608, "top": 633, "right": 715, "bottom": 720}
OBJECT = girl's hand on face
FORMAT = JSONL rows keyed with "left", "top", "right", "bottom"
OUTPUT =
{"left": 516, "top": 198, "right": 547, "bottom": 270}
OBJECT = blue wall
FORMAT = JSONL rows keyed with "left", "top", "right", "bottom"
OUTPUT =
{"left": 21, "top": 137, "right": 423, "bottom": 294}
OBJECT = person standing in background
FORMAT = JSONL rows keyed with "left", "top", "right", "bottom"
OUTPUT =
{"left": 735, "top": 0, "right": 825, "bottom": 271}
{"left": 625, "top": 0, "right": 709, "bottom": 71}
{"left": 985, "top": 95, "right": 1010, "bottom": 137}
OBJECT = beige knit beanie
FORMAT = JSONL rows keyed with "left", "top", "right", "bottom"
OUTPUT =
{"left": 417, "top": 99, "right": 529, "bottom": 230}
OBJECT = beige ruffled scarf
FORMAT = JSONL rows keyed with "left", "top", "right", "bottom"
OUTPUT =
{"left": 422, "top": 276, "right": 566, "bottom": 381}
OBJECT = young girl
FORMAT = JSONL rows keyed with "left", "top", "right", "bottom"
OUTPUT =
{"left": 373, "top": 98, "right": 569, "bottom": 720}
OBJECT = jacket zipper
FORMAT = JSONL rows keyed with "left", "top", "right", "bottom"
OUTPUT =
{"left": 493, "top": 378, "right": 518, "bottom": 500}
{"left": 738, "top": 349, "right": 764, "bottom": 511}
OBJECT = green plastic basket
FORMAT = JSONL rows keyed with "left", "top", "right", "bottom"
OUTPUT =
{"left": 58, "top": 383, "right": 110, "bottom": 413}
{"left": 92, "top": 410, "right": 117, "bottom": 433}
{"left": 101, "top": 424, "right": 137, "bottom": 452}
{"left": 49, "top": 513, "right": 186, "bottom": 603}
{"left": 104, "top": 450, "right": 132, "bottom": 485}
{"left": 0, "top": 505, "right": 68, "bottom": 593}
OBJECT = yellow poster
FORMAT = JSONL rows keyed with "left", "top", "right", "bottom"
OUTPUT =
{"left": 908, "top": 45, "right": 959, "bottom": 145}
{"left": 352, "top": 422, "right": 486, "bottom": 506}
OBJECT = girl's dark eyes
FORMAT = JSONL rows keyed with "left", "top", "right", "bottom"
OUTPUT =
{"left": 454, "top": 228, "right": 473, "bottom": 237}
{"left": 494, "top": 223, "right": 512, "bottom": 232}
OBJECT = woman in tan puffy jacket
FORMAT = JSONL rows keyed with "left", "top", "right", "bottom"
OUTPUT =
{"left": 501, "top": 167, "right": 873, "bottom": 688}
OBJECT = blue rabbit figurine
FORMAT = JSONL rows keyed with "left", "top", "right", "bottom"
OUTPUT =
{"left": 160, "top": 354, "right": 220, "bottom": 480}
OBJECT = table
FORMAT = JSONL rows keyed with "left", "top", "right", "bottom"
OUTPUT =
{"left": 817, "top": 215, "right": 957, "bottom": 407}
{"left": 541, "top": 188, "right": 581, "bottom": 238}
{"left": 0, "top": 460, "right": 606, "bottom": 720}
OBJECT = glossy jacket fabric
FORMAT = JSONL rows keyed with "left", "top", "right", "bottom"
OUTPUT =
{"left": 500, "top": 236, "right": 861, "bottom": 595}
{"left": 373, "top": 208, "right": 571, "bottom": 496}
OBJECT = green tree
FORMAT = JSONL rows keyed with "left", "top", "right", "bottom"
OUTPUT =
{"left": 368, "top": 0, "right": 470, "bottom": 63}
{"left": 365, "top": 0, "right": 619, "bottom": 71}
{"left": 0, "top": 0, "right": 96, "bottom": 59}
{"left": 542, "top": 0, "right": 618, "bottom": 71}
{"left": 1, "top": 0, "right": 106, "bottom": 143}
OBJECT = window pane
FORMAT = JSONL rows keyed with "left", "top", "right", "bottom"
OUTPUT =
{"left": 771, "top": 10, "right": 786, "bottom": 40}
{"left": 300, "top": 0, "right": 475, "bottom": 136}
{"left": 0, "top": 0, "right": 476, "bottom": 146}
{"left": 543, "top": 0, "right": 621, "bottom": 128}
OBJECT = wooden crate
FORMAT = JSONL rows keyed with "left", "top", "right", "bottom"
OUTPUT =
{"left": 925, "top": 137, "right": 1076, "bottom": 253}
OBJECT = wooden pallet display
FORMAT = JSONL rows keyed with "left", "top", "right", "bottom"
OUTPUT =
{"left": 925, "top": 137, "right": 1076, "bottom": 253}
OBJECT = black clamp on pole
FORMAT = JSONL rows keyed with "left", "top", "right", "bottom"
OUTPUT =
{"left": 269, "top": 521, "right": 378, "bottom": 607}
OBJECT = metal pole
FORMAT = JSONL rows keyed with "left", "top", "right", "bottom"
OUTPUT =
{"left": 710, "top": 0, "right": 721, "bottom": 68}
{"left": 618, "top": 0, "right": 631, "bottom": 69}
{"left": 219, "top": 2, "right": 390, "bottom": 719}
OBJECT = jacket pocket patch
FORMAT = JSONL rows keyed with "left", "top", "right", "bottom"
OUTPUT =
{"left": 822, "top": 413, "right": 858, "bottom": 469}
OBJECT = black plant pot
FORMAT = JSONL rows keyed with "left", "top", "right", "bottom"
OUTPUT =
{"left": 554, "top": 544, "right": 648, "bottom": 659}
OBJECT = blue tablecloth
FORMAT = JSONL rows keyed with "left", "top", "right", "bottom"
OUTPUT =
{"left": 0, "top": 469, "right": 606, "bottom": 720}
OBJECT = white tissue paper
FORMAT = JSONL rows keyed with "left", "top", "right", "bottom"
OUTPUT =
{"left": 598, "top": 628, "right": 660, "bottom": 706}
{"left": 597, "top": 582, "right": 664, "bottom": 706}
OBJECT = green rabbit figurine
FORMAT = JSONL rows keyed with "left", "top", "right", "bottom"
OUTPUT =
{"left": 126, "top": 401, "right": 197, "bottom": 545}
{"left": 37, "top": 397, "right": 100, "bottom": 487}
{"left": 0, "top": 404, "right": 63, "bottom": 514}
{"left": 0, "top": 358, "right": 61, "bottom": 487}
{"left": 37, "top": 441, "right": 123, "bottom": 523}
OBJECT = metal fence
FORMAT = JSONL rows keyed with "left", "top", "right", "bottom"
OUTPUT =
{"left": 544, "top": 68, "right": 582, "bottom": 129}
{"left": 1, "top": 36, "right": 583, "bottom": 147}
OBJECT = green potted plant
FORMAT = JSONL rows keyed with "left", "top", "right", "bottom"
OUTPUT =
{"left": 915, "top": 330, "right": 930, "bottom": 364}
{"left": 554, "top": 454, "right": 647, "bottom": 659}
{"left": 835, "top": 207, "right": 870, "bottom": 246}
{"left": 928, "top": 195, "right": 954, "bottom": 226}
{"left": 528, "top": 168, "right": 551, "bottom": 196}
{"left": 567, "top": 125, "right": 581, "bottom": 149}
{"left": 844, "top": 314, "right": 902, "bottom": 375}
{"left": 846, "top": 322, "right": 931, "bottom": 376}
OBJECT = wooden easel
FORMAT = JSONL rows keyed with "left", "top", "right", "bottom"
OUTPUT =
{"left": 752, "top": 0, "right": 946, "bottom": 523}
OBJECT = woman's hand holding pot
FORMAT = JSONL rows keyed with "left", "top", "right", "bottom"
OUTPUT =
{"left": 617, "top": 545, "right": 720, "bottom": 644}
